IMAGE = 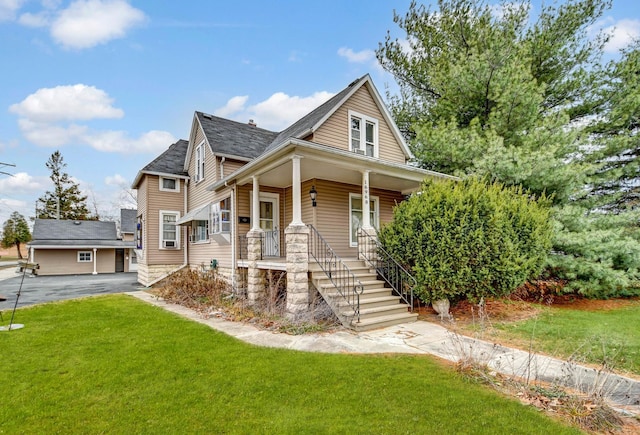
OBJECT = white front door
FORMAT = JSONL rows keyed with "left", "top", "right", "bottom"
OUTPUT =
{"left": 255, "top": 193, "right": 280, "bottom": 257}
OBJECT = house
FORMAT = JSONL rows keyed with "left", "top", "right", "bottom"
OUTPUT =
{"left": 132, "top": 74, "right": 454, "bottom": 330}
{"left": 28, "top": 218, "right": 136, "bottom": 275}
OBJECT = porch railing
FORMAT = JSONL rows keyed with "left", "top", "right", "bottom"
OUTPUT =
{"left": 238, "top": 230, "right": 283, "bottom": 260}
{"left": 357, "top": 230, "right": 416, "bottom": 311}
{"left": 307, "top": 224, "right": 364, "bottom": 323}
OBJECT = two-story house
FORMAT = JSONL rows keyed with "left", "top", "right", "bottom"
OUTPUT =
{"left": 132, "top": 74, "right": 454, "bottom": 330}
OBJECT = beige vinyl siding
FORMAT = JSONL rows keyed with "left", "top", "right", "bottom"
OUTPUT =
{"left": 189, "top": 136, "right": 216, "bottom": 208}
{"left": 144, "top": 175, "right": 185, "bottom": 265}
{"left": 188, "top": 189, "right": 233, "bottom": 268}
{"left": 236, "top": 184, "right": 287, "bottom": 257}
{"left": 193, "top": 124, "right": 205, "bottom": 147}
{"left": 33, "top": 249, "right": 116, "bottom": 275}
{"left": 313, "top": 85, "right": 406, "bottom": 164}
{"left": 223, "top": 159, "right": 246, "bottom": 177}
{"left": 310, "top": 179, "right": 404, "bottom": 258}
{"left": 136, "top": 177, "right": 148, "bottom": 265}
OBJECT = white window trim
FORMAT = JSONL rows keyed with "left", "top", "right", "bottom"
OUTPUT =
{"left": 159, "top": 210, "right": 180, "bottom": 249}
{"left": 211, "top": 197, "right": 231, "bottom": 234}
{"left": 349, "top": 193, "right": 379, "bottom": 247}
{"left": 191, "top": 220, "right": 210, "bottom": 244}
{"left": 348, "top": 110, "right": 379, "bottom": 158}
{"left": 159, "top": 176, "right": 179, "bottom": 192}
{"left": 78, "top": 251, "right": 93, "bottom": 262}
{"left": 194, "top": 141, "right": 205, "bottom": 183}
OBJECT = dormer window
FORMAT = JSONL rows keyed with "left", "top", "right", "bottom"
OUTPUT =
{"left": 160, "top": 177, "right": 179, "bottom": 192}
{"left": 349, "top": 110, "right": 378, "bottom": 158}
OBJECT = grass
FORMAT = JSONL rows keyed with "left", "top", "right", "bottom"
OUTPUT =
{"left": 492, "top": 301, "right": 640, "bottom": 375}
{"left": 0, "top": 295, "right": 581, "bottom": 434}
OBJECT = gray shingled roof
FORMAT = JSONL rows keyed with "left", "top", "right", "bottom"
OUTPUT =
{"left": 265, "top": 76, "right": 364, "bottom": 153}
{"left": 33, "top": 219, "right": 118, "bottom": 240}
{"left": 141, "top": 139, "right": 189, "bottom": 176}
{"left": 120, "top": 209, "right": 137, "bottom": 234}
{"left": 196, "top": 112, "right": 279, "bottom": 160}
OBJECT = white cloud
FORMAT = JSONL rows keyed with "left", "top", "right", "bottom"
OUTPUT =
{"left": 10, "top": 84, "right": 124, "bottom": 122}
{"left": 0, "top": 0, "right": 25, "bottom": 21}
{"left": 0, "top": 172, "right": 49, "bottom": 195}
{"left": 18, "top": 11, "right": 51, "bottom": 27}
{"left": 10, "top": 84, "right": 175, "bottom": 153}
{"left": 214, "top": 95, "right": 248, "bottom": 118}
{"left": 337, "top": 47, "right": 376, "bottom": 63}
{"left": 214, "top": 91, "right": 335, "bottom": 131}
{"left": 105, "top": 173, "right": 128, "bottom": 187}
{"left": 603, "top": 19, "right": 640, "bottom": 53}
{"left": 50, "top": 0, "right": 146, "bottom": 49}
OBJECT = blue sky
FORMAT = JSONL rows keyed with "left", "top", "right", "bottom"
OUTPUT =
{"left": 1, "top": 0, "right": 639, "bottom": 227}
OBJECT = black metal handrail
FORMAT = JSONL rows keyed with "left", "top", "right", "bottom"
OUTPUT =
{"left": 238, "top": 230, "right": 284, "bottom": 260}
{"left": 357, "top": 230, "right": 416, "bottom": 311}
{"left": 307, "top": 224, "right": 364, "bottom": 323}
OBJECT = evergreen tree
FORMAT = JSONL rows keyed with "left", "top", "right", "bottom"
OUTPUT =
{"left": 377, "top": 0, "right": 640, "bottom": 297}
{"left": 37, "top": 151, "right": 92, "bottom": 220}
{"left": 1, "top": 212, "right": 31, "bottom": 259}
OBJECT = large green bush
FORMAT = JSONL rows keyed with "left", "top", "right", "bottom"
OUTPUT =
{"left": 379, "top": 178, "right": 552, "bottom": 303}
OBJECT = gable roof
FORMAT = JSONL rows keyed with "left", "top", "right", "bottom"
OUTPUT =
{"left": 120, "top": 209, "right": 137, "bottom": 234}
{"left": 131, "top": 139, "right": 190, "bottom": 188}
{"left": 30, "top": 219, "right": 134, "bottom": 248}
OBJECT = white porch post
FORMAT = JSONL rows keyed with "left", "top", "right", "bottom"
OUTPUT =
{"left": 251, "top": 175, "right": 261, "bottom": 231}
{"left": 290, "top": 155, "right": 303, "bottom": 226}
{"left": 92, "top": 248, "right": 98, "bottom": 275}
{"left": 361, "top": 170, "right": 372, "bottom": 229}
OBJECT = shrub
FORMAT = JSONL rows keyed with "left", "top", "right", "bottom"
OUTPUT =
{"left": 378, "top": 178, "right": 552, "bottom": 303}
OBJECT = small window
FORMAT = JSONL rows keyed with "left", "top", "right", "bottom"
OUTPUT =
{"left": 349, "top": 111, "right": 378, "bottom": 158}
{"left": 160, "top": 211, "right": 180, "bottom": 249}
{"left": 195, "top": 142, "right": 205, "bottom": 182}
{"left": 191, "top": 220, "right": 209, "bottom": 242}
{"left": 211, "top": 197, "right": 231, "bottom": 234}
{"left": 136, "top": 217, "right": 143, "bottom": 249}
{"left": 160, "top": 177, "right": 179, "bottom": 192}
{"left": 78, "top": 251, "right": 92, "bottom": 262}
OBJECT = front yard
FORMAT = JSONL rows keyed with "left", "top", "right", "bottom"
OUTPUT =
{"left": 0, "top": 295, "right": 580, "bottom": 434}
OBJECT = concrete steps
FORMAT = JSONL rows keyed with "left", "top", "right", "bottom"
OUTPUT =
{"left": 310, "top": 259, "right": 417, "bottom": 332}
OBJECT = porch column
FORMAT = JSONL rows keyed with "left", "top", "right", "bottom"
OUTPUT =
{"left": 358, "top": 170, "right": 377, "bottom": 261}
{"left": 92, "top": 248, "right": 98, "bottom": 275}
{"left": 285, "top": 224, "right": 310, "bottom": 318}
{"left": 290, "top": 155, "right": 304, "bottom": 226}
{"left": 248, "top": 175, "right": 265, "bottom": 303}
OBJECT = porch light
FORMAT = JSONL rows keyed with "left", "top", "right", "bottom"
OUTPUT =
{"left": 309, "top": 185, "right": 317, "bottom": 207}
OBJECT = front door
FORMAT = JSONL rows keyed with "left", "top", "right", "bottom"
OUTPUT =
{"left": 115, "top": 249, "right": 125, "bottom": 273}
{"left": 259, "top": 196, "right": 279, "bottom": 256}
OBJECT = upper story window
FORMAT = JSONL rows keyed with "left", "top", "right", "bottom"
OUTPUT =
{"left": 349, "top": 110, "right": 378, "bottom": 158}
{"left": 160, "top": 177, "right": 179, "bottom": 192}
{"left": 194, "top": 142, "right": 205, "bottom": 183}
{"left": 211, "top": 197, "right": 231, "bottom": 234}
{"left": 136, "top": 216, "right": 143, "bottom": 249}
{"left": 160, "top": 210, "right": 180, "bottom": 249}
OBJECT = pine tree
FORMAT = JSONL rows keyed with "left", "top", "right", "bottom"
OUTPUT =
{"left": 1, "top": 212, "right": 31, "bottom": 259}
{"left": 37, "top": 151, "right": 92, "bottom": 220}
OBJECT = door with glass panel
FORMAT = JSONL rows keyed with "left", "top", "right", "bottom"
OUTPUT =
{"left": 259, "top": 197, "right": 280, "bottom": 256}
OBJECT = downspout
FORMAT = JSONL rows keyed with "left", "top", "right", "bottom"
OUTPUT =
{"left": 227, "top": 181, "right": 237, "bottom": 292}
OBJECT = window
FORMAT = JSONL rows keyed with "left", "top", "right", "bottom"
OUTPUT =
{"left": 136, "top": 216, "right": 143, "bottom": 249}
{"left": 160, "top": 211, "right": 180, "bottom": 248}
{"left": 349, "top": 111, "right": 378, "bottom": 157}
{"left": 160, "top": 177, "right": 179, "bottom": 192}
{"left": 78, "top": 251, "right": 92, "bottom": 262}
{"left": 349, "top": 193, "right": 379, "bottom": 246}
{"left": 191, "top": 220, "right": 209, "bottom": 242}
{"left": 211, "top": 197, "right": 231, "bottom": 234}
{"left": 195, "top": 142, "right": 205, "bottom": 182}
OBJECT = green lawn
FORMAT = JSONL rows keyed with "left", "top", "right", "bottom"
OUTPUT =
{"left": 494, "top": 301, "right": 640, "bottom": 375}
{"left": 0, "top": 295, "right": 580, "bottom": 434}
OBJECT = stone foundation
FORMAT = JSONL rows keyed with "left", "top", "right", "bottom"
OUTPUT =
{"left": 246, "top": 229, "right": 265, "bottom": 303}
{"left": 285, "top": 225, "right": 310, "bottom": 317}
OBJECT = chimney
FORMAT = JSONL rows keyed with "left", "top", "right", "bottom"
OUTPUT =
{"left": 248, "top": 119, "right": 256, "bottom": 127}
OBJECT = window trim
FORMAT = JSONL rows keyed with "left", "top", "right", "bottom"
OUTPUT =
{"left": 211, "top": 197, "right": 231, "bottom": 234}
{"left": 77, "top": 251, "right": 93, "bottom": 262}
{"left": 194, "top": 141, "right": 205, "bottom": 183}
{"left": 191, "top": 219, "right": 210, "bottom": 243}
{"left": 159, "top": 176, "right": 179, "bottom": 192}
{"left": 159, "top": 210, "right": 180, "bottom": 249}
{"left": 349, "top": 193, "right": 379, "bottom": 247}
{"left": 348, "top": 110, "right": 378, "bottom": 158}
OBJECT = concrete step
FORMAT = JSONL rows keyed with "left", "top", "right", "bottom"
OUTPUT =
{"left": 352, "top": 312, "right": 419, "bottom": 332}
{"left": 315, "top": 279, "right": 384, "bottom": 292}
{"left": 325, "top": 287, "right": 394, "bottom": 301}
{"left": 341, "top": 303, "right": 410, "bottom": 320}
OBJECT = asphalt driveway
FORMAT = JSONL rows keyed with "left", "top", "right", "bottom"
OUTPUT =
{"left": 0, "top": 272, "right": 141, "bottom": 311}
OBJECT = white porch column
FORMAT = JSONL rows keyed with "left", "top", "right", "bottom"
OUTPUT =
{"left": 92, "top": 248, "right": 98, "bottom": 275}
{"left": 361, "top": 170, "right": 372, "bottom": 229}
{"left": 290, "top": 155, "right": 304, "bottom": 226}
{"left": 251, "top": 175, "right": 260, "bottom": 231}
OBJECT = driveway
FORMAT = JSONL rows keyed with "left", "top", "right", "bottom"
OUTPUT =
{"left": 0, "top": 271, "right": 141, "bottom": 311}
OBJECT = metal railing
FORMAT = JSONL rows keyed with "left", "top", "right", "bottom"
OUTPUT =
{"left": 238, "top": 230, "right": 283, "bottom": 260}
{"left": 307, "top": 224, "right": 364, "bottom": 323}
{"left": 358, "top": 230, "right": 416, "bottom": 311}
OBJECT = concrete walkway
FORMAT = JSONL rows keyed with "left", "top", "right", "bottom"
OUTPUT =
{"left": 128, "top": 290, "right": 640, "bottom": 416}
